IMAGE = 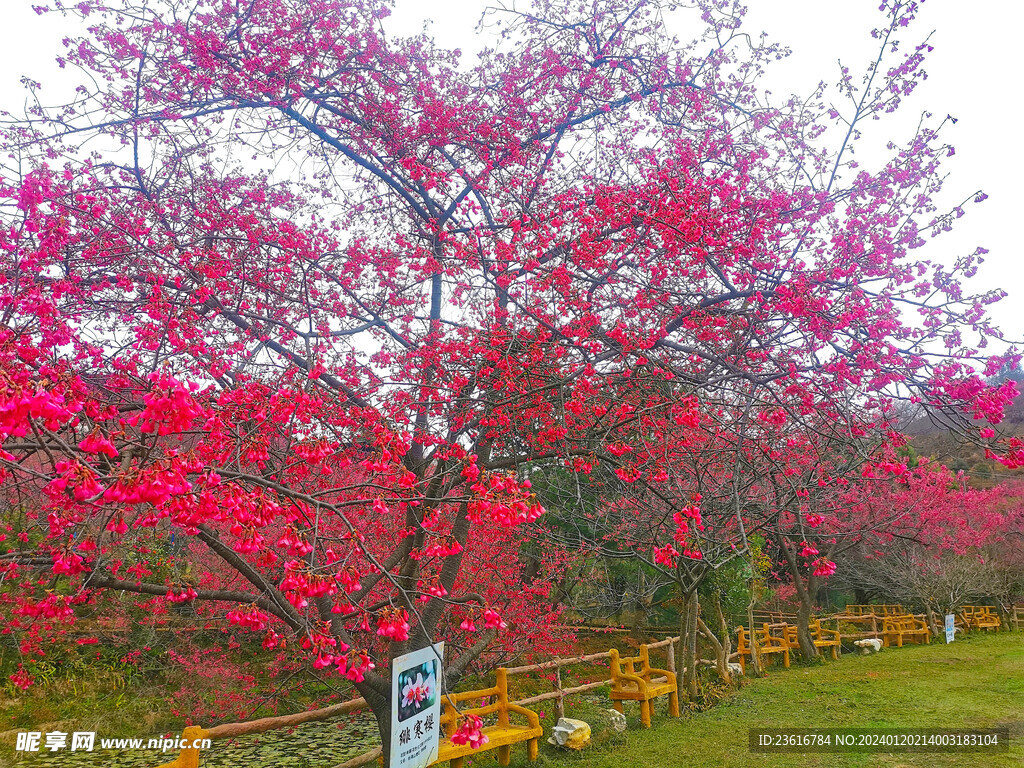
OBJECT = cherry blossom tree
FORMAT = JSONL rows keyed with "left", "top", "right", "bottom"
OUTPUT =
{"left": 0, "top": 0, "right": 1019, "bottom": 754}
{"left": 833, "top": 478, "right": 1024, "bottom": 624}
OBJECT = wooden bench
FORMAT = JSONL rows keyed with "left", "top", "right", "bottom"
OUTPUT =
{"left": 154, "top": 726, "right": 208, "bottom": 768}
{"left": 882, "top": 615, "right": 930, "bottom": 647}
{"left": 433, "top": 668, "right": 542, "bottom": 768}
{"left": 811, "top": 619, "right": 841, "bottom": 659}
{"left": 735, "top": 624, "right": 790, "bottom": 674}
{"left": 959, "top": 606, "right": 1000, "bottom": 632}
{"left": 832, "top": 612, "right": 882, "bottom": 640}
{"left": 776, "top": 620, "right": 838, "bottom": 660}
{"left": 844, "top": 604, "right": 904, "bottom": 617}
{"left": 779, "top": 623, "right": 800, "bottom": 652}
{"left": 843, "top": 604, "right": 872, "bottom": 616}
{"left": 608, "top": 645, "right": 680, "bottom": 728}
{"left": 789, "top": 619, "right": 841, "bottom": 659}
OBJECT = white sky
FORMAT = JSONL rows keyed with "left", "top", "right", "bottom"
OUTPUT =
{"left": 2, "top": 0, "right": 1020, "bottom": 348}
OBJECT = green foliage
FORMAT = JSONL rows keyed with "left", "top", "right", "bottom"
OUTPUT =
{"left": 699, "top": 535, "right": 772, "bottom": 626}
{"left": 948, "top": 457, "right": 971, "bottom": 474}
{"left": 895, "top": 443, "right": 921, "bottom": 469}
{"left": 528, "top": 461, "right": 610, "bottom": 543}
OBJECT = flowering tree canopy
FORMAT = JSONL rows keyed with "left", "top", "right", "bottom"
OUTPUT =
{"left": 0, "top": 0, "right": 1019, "bottom": 751}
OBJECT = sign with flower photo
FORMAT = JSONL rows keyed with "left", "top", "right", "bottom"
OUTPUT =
{"left": 390, "top": 643, "right": 443, "bottom": 768}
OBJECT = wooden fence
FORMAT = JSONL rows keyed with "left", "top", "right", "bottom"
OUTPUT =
{"left": 153, "top": 697, "right": 376, "bottom": 768}
{"left": 1012, "top": 605, "right": 1024, "bottom": 631}
{"left": 154, "top": 605, "right": 1022, "bottom": 767}
{"left": 507, "top": 634, "right": 679, "bottom": 720}
{"left": 155, "top": 636, "right": 683, "bottom": 768}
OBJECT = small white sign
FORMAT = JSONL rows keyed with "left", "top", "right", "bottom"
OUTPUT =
{"left": 390, "top": 643, "right": 444, "bottom": 768}
{"left": 945, "top": 614, "right": 955, "bottom": 643}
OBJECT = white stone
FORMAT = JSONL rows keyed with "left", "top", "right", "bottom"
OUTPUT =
{"left": 727, "top": 662, "right": 744, "bottom": 676}
{"left": 603, "top": 708, "right": 627, "bottom": 733}
{"left": 547, "top": 717, "right": 591, "bottom": 749}
{"left": 854, "top": 638, "right": 883, "bottom": 654}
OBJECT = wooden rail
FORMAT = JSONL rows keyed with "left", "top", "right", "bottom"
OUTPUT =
{"left": 153, "top": 636, "right": 684, "bottom": 768}
{"left": 505, "top": 635, "right": 679, "bottom": 720}
{"left": 752, "top": 611, "right": 797, "bottom": 626}
{"left": 842, "top": 604, "right": 905, "bottom": 617}
{"left": 153, "top": 698, "right": 374, "bottom": 768}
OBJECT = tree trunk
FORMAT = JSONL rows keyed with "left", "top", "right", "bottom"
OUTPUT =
{"left": 376, "top": 707, "right": 391, "bottom": 766}
{"left": 677, "top": 601, "right": 687, "bottom": 701}
{"left": 925, "top": 605, "right": 940, "bottom": 637}
{"left": 696, "top": 615, "right": 731, "bottom": 686}
{"left": 693, "top": 592, "right": 731, "bottom": 684}
{"left": 714, "top": 591, "right": 732, "bottom": 683}
{"left": 746, "top": 597, "right": 762, "bottom": 676}
{"left": 349, "top": 684, "right": 391, "bottom": 768}
{"left": 681, "top": 590, "right": 699, "bottom": 700}
{"left": 778, "top": 534, "right": 819, "bottom": 660}
{"left": 628, "top": 608, "right": 647, "bottom": 640}
{"left": 796, "top": 598, "right": 818, "bottom": 660}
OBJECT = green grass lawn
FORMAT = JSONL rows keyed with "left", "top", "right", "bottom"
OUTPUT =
{"left": 499, "top": 631, "right": 1024, "bottom": 768}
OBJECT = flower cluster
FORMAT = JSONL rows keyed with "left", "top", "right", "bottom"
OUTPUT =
{"left": 78, "top": 429, "right": 118, "bottom": 457}
{"left": 126, "top": 373, "right": 206, "bottom": 436}
{"left": 450, "top": 715, "right": 488, "bottom": 749}
{"left": 798, "top": 542, "right": 819, "bottom": 558}
{"left": 466, "top": 474, "right": 544, "bottom": 527}
{"left": 52, "top": 550, "right": 86, "bottom": 576}
{"left": 165, "top": 587, "right": 198, "bottom": 603}
{"left": 279, "top": 561, "right": 338, "bottom": 608}
{"left": 45, "top": 460, "right": 103, "bottom": 502}
{"left": 225, "top": 606, "right": 270, "bottom": 631}
{"left": 376, "top": 608, "right": 410, "bottom": 641}
{"left": 811, "top": 558, "right": 837, "bottom": 578}
{"left": 0, "top": 378, "right": 81, "bottom": 438}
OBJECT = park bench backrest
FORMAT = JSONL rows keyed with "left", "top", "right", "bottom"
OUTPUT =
{"left": 609, "top": 645, "right": 674, "bottom": 693}
{"left": 438, "top": 668, "right": 537, "bottom": 734}
{"left": 736, "top": 625, "right": 751, "bottom": 653}
{"left": 808, "top": 619, "right": 838, "bottom": 640}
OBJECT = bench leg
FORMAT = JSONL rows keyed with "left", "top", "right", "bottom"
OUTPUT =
{"left": 640, "top": 699, "right": 651, "bottom": 728}
{"left": 498, "top": 745, "right": 511, "bottom": 766}
{"left": 612, "top": 701, "right": 623, "bottom": 714}
{"left": 668, "top": 690, "right": 680, "bottom": 718}
{"left": 738, "top": 656, "right": 745, "bottom": 675}
{"left": 451, "top": 759, "right": 464, "bottom": 768}
{"left": 831, "top": 645, "right": 838, "bottom": 661}
{"left": 528, "top": 738, "right": 538, "bottom": 761}
{"left": 782, "top": 650, "right": 790, "bottom": 668}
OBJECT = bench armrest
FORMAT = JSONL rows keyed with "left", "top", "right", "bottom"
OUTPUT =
{"left": 506, "top": 703, "right": 541, "bottom": 729}
{"left": 614, "top": 670, "right": 649, "bottom": 689}
{"left": 642, "top": 666, "right": 675, "bottom": 683}
{"left": 757, "top": 628, "right": 788, "bottom": 647}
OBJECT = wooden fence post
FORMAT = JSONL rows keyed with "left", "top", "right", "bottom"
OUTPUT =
{"left": 554, "top": 664, "right": 565, "bottom": 720}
